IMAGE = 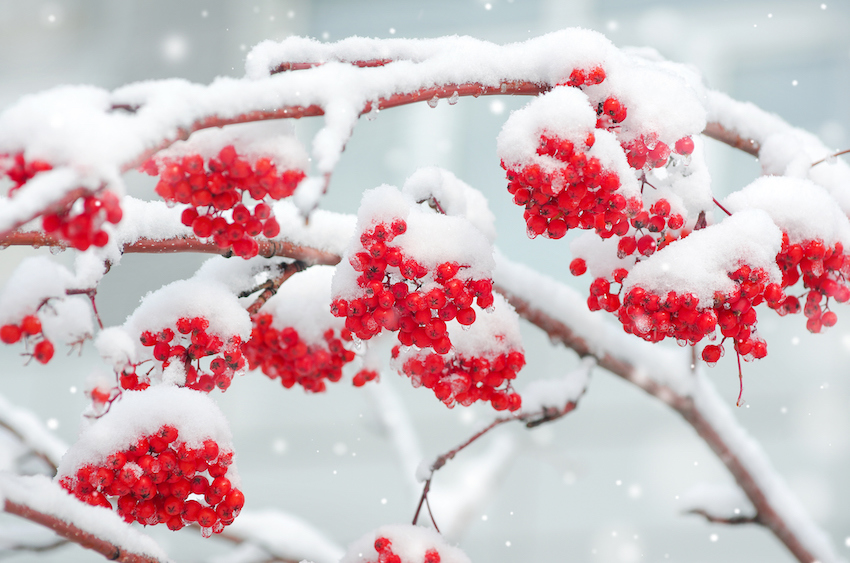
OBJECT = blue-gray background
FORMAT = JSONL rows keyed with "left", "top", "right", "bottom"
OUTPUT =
{"left": 1, "top": 1, "right": 849, "bottom": 562}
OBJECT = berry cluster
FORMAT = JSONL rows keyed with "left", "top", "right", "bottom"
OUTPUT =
{"left": 133, "top": 317, "right": 245, "bottom": 393}
{"left": 503, "top": 132, "right": 633, "bottom": 240}
{"left": 352, "top": 368, "right": 379, "bottom": 387}
{"left": 372, "top": 537, "right": 441, "bottom": 563}
{"left": 59, "top": 425, "right": 243, "bottom": 535}
{"left": 330, "top": 218, "right": 495, "bottom": 352}
{"left": 775, "top": 235, "right": 850, "bottom": 332}
{"left": 0, "top": 314, "right": 54, "bottom": 364}
{"left": 615, "top": 198, "right": 685, "bottom": 259}
{"left": 608, "top": 264, "right": 783, "bottom": 364}
{"left": 243, "top": 314, "right": 356, "bottom": 392}
{"left": 393, "top": 347, "right": 523, "bottom": 411}
{"left": 144, "top": 145, "right": 305, "bottom": 258}
{"left": 561, "top": 65, "right": 607, "bottom": 88}
{"left": 41, "top": 191, "right": 123, "bottom": 251}
{"left": 0, "top": 152, "right": 52, "bottom": 194}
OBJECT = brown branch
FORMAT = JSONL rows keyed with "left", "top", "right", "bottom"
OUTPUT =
{"left": 246, "top": 261, "right": 308, "bottom": 315}
{"left": 0, "top": 231, "right": 341, "bottom": 266}
{"left": 811, "top": 148, "right": 850, "bottom": 167}
{"left": 496, "top": 285, "right": 822, "bottom": 563}
{"left": 686, "top": 508, "right": 759, "bottom": 526}
{"left": 703, "top": 122, "right": 760, "bottom": 156}
{"left": 3, "top": 500, "right": 164, "bottom": 563}
{"left": 271, "top": 59, "right": 394, "bottom": 73}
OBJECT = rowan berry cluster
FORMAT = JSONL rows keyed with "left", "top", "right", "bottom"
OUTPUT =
{"left": 143, "top": 145, "right": 305, "bottom": 258}
{"left": 41, "top": 191, "right": 124, "bottom": 251}
{"left": 0, "top": 314, "right": 54, "bottom": 364}
{"left": 243, "top": 314, "right": 356, "bottom": 392}
{"left": 616, "top": 198, "right": 686, "bottom": 259}
{"left": 330, "top": 218, "right": 495, "bottom": 352}
{"left": 59, "top": 425, "right": 243, "bottom": 535}
{"left": 561, "top": 65, "right": 607, "bottom": 88}
{"left": 135, "top": 316, "right": 245, "bottom": 393}
{"left": 393, "top": 346, "right": 523, "bottom": 411}
{"left": 0, "top": 151, "right": 52, "bottom": 194}
{"left": 503, "top": 132, "right": 632, "bottom": 240}
{"left": 775, "top": 235, "right": 850, "bottom": 333}
{"left": 372, "top": 537, "right": 442, "bottom": 563}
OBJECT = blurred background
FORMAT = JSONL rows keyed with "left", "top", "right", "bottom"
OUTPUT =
{"left": 1, "top": 1, "right": 849, "bottom": 562}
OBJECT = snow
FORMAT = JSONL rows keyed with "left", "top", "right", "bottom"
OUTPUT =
{"left": 0, "top": 473, "right": 168, "bottom": 561}
{"left": 260, "top": 265, "right": 343, "bottom": 344}
{"left": 622, "top": 210, "right": 783, "bottom": 303}
{"left": 224, "top": 509, "right": 344, "bottom": 563}
{"left": 724, "top": 176, "right": 850, "bottom": 246}
{"left": 340, "top": 524, "right": 471, "bottom": 563}
{"left": 56, "top": 386, "right": 237, "bottom": 484}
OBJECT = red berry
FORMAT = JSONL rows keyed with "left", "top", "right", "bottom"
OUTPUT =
{"left": 0, "top": 324, "right": 22, "bottom": 344}
{"left": 569, "top": 258, "right": 587, "bottom": 276}
{"left": 33, "top": 340, "right": 54, "bottom": 364}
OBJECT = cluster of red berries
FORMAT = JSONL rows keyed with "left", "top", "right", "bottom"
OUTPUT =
{"left": 133, "top": 317, "right": 245, "bottom": 393}
{"left": 330, "top": 219, "right": 495, "bottom": 352}
{"left": 352, "top": 368, "right": 379, "bottom": 387}
{"left": 0, "top": 152, "right": 52, "bottom": 194}
{"left": 372, "top": 537, "right": 441, "bottom": 563}
{"left": 595, "top": 96, "right": 628, "bottom": 129}
{"left": 59, "top": 425, "right": 243, "bottom": 535}
{"left": 41, "top": 191, "right": 124, "bottom": 251}
{"left": 616, "top": 198, "right": 685, "bottom": 259}
{"left": 775, "top": 235, "right": 850, "bottom": 333}
{"left": 562, "top": 65, "right": 607, "bottom": 88}
{"left": 393, "top": 346, "right": 523, "bottom": 411}
{"left": 609, "top": 264, "right": 783, "bottom": 364}
{"left": 0, "top": 314, "right": 54, "bottom": 364}
{"left": 143, "top": 145, "right": 305, "bottom": 258}
{"left": 243, "top": 314, "right": 357, "bottom": 392}
{"left": 503, "top": 132, "right": 633, "bottom": 240}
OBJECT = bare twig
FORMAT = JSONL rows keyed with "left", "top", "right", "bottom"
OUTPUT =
{"left": 811, "top": 148, "right": 850, "bottom": 167}
{"left": 686, "top": 508, "right": 759, "bottom": 525}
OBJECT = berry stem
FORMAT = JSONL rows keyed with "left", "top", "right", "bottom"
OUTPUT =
{"left": 811, "top": 148, "right": 850, "bottom": 167}
{"left": 736, "top": 350, "right": 745, "bottom": 408}
{"left": 713, "top": 197, "right": 733, "bottom": 217}
{"left": 66, "top": 288, "right": 103, "bottom": 330}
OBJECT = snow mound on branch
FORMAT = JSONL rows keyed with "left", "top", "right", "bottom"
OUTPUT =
{"left": 261, "top": 266, "right": 343, "bottom": 345}
{"left": 402, "top": 167, "right": 496, "bottom": 243}
{"left": 622, "top": 210, "right": 783, "bottom": 303}
{"left": 679, "top": 482, "right": 756, "bottom": 520}
{"left": 341, "top": 524, "right": 471, "bottom": 563}
{"left": 444, "top": 292, "right": 522, "bottom": 357}
{"left": 151, "top": 121, "right": 309, "bottom": 171}
{"left": 225, "top": 509, "right": 344, "bottom": 563}
{"left": 0, "top": 257, "right": 73, "bottom": 325}
{"left": 724, "top": 176, "right": 850, "bottom": 246}
{"left": 521, "top": 357, "right": 593, "bottom": 414}
{"left": 56, "top": 386, "right": 238, "bottom": 484}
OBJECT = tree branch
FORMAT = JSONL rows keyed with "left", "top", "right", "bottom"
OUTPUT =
{"left": 703, "top": 122, "right": 760, "bottom": 156}
{"left": 0, "top": 231, "right": 341, "bottom": 266}
{"left": 686, "top": 508, "right": 759, "bottom": 526}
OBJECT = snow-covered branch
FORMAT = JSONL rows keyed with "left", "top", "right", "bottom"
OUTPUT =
{"left": 0, "top": 393, "right": 67, "bottom": 473}
{"left": 493, "top": 252, "right": 846, "bottom": 563}
{"left": 1, "top": 474, "right": 167, "bottom": 563}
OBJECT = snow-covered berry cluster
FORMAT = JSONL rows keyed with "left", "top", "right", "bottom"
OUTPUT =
{"left": 341, "top": 525, "right": 471, "bottom": 563}
{"left": 373, "top": 537, "right": 441, "bottom": 563}
{"left": 57, "top": 388, "right": 242, "bottom": 536}
{"left": 143, "top": 143, "right": 305, "bottom": 258}
{"left": 331, "top": 215, "right": 495, "bottom": 351}
{"left": 0, "top": 313, "right": 54, "bottom": 364}
{"left": 60, "top": 425, "right": 243, "bottom": 534}
{"left": 332, "top": 186, "right": 525, "bottom": 410}
{"left": 131, "top": 316, "right": 245, "bottom": 393}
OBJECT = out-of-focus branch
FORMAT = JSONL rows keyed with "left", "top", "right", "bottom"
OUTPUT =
{"left": 0, "top": 394, "right": 67, "bottom": 474}
{"left": 3, "top": 500, "right": 163, "bottom": 563}
{"left": 0, "top": 231, "right": 341, "bottom": 266}
{"left": 494, "top": 272, "right": 840, "bottom": 563}
{"left": 703, "top": 122, "right": 760, "bottom": 156}
{"left": 686, "top": 508, "right": 759, "bottom": 525}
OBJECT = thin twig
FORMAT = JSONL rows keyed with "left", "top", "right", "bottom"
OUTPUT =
{"left": 713, "top": 197, "right": 732, "bottom": 217}
{"left": 811, "top": 148, "right": 850, "bottom": 167}
{"left": 246, "top": 261, "right": 308, "bottom": 315}
{"left": 686, "top": 508, "right": 759, "bottom": 526}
